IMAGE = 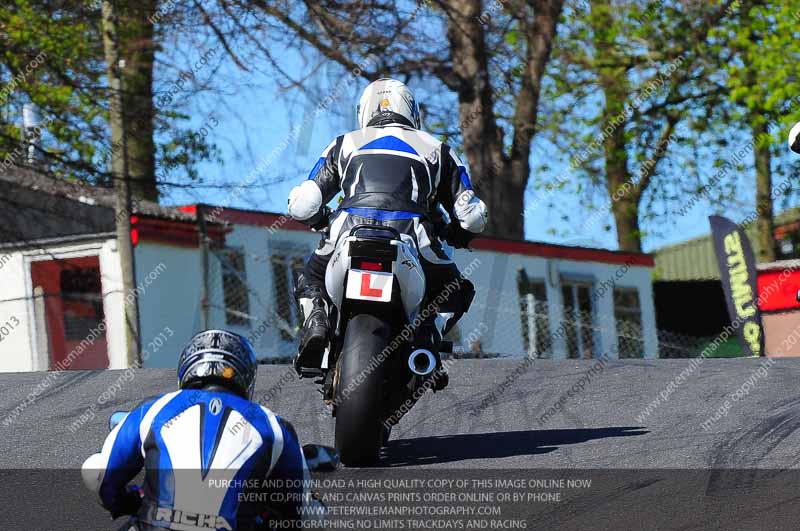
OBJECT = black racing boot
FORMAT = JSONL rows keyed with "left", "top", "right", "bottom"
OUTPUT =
{"left": 294, "top": 299, "right": 329, "bottom": 374}
{"left": 294, "top": 281, "right": 330, "bottom": 375}
{"left": 431, "top": 364, "right": 449, "bottom": 392}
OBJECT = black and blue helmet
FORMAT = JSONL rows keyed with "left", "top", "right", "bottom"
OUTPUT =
{"left": 178, "top": 330, "right": 258, "bottom": 399}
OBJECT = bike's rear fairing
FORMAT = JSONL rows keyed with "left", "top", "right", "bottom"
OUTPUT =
{"left": 325, "top": 228, "right": 425, "bottom": 332}
{"left": 323, "top": 226, "right": 428, "bottom": 464}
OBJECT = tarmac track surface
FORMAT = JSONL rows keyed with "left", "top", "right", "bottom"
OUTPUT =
{"left": 2, "top": 358, "right": 800, "bottom": 530}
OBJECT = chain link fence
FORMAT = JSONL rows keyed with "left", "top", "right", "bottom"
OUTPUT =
{"left": 655, "top": 329, "right": 742, "bottom": 359}
{"left": 202, "top": 243, "right": 729, "bottom": 362}
{"left": 0, "top": 243, "right": 741, "bottom": 371}
{"left": 206, "top": 247, "right": 301, "bottom": 361}
{"left": 0, "top": 241, "right": 742, "bottom": 370}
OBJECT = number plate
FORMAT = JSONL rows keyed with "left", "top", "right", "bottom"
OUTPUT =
{"left": 345, "top": 269, "right": 394, "bottom": 302}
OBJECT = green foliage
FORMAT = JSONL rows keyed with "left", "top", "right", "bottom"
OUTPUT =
{"left": 0, "top": 1, "right": 104, "bottom": 178}
{"left": 540, "top": 1, "right": 713, "bottom": 242}
{"left": 540, "top": 1, "right": 800, "bottom": 247}
{"left": 712, "top": 2, "right": 800, "bottom": 136}
{"left": 696, "top": 335, "right": 743, "bottom": 358}
{"left": 0, "top": 0, "right": 218, "bottom": 194}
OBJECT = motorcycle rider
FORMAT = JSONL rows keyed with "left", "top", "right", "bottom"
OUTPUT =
{"left": 81, "top": 330, "right": 315, "bottom": 530}
{"left": 790, "top": 121, "right": 800, "bottom": 153}
{"left": 288, "top": 78, "right": 489, "bottom": 386}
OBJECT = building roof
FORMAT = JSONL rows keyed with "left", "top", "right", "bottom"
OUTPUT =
{"left": 0, "top": 168, "right": 657, "bottom": 265}
{"left": 0, "top": 176, "right": 116, "bottom": 245}
{"left": 652, "top": 212, "right": 800, "bottom": 280}
{"left": 181, "top": 204, "right": 655, "bottom": 267}
{"left": 775, "top": 206, "right": 800, "bottom": 227}
{"left": 0, "top": 167, "right": 222, "bottom": 248}
{"left": 653, "top": 231, "right": 723, "bottom": 281}
{"left": 0, "top": 167, "right": 196, "bottom": 221}
{"left": 757, "top": 258, "right": 800, "bottom": 272}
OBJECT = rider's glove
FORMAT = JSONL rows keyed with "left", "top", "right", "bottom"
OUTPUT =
{"left": 304, "top": 206, "right": 332, "bottom": 231}
{"left": 109, "top": 486, "right": 143, "bottom": 519}
{"left": 443, "top": 223, "right": 477, "bottom": 249}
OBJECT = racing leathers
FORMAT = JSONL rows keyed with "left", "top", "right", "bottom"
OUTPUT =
{"left": 81, "top": 388, "right": 313, "bottom": 530}
{"left": 288, "top": 114, "right": 488, "bottom": 373}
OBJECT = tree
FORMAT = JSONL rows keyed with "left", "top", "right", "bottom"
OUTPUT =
{"left": 106, "top": 0, "right": 159, "bottom": 202}
{"left": 541, "top": 0, "right": 735, "bottom": 252}
{"left": 0, "top": 1, "right": 107, "bottom": 179}
{"left": 0, "top": 0, "right": 217, "bottom": 202}
{"left": 204, "top": 0, "right": 565, "bottom": 239}
{"left": 711, "top": 1, "right": 800, "bottom": 262}
{"left": 102, "top": 0, "right": 141, "bottom": 364}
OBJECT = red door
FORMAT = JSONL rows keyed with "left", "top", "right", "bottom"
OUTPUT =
{"left": 30, "top": 256, "right": 109, "bottom": 369}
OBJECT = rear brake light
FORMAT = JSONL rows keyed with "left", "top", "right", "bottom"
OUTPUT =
{"left": 361, "top": 261, "right": 383, "bottom": 271}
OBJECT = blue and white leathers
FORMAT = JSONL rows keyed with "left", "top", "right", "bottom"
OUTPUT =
{"left": 82, "top": 389, "right": 311, "bottom": 530}
{"left": 287, "top": 123, "right": 489, "bottom": 265}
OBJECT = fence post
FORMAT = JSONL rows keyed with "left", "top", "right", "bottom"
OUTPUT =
{"left": 197, "top": 204, "right": 210, "bottom": 330}
{"left": 526, "top": 293, "right": 537, "bottom": 359}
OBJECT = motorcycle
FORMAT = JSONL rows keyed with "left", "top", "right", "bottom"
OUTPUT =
{"left": 299, "top": 224, "right": 450, "bottom": 466}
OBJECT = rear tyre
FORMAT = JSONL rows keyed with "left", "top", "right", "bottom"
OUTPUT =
{"left": 334, "top": 314, "right": 391, "bottom": 466}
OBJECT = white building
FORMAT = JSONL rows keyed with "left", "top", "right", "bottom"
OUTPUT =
{"left": 0, "top": 170, "right": 229, "bottom": 370}
{"left": 204, "top": 207, "right": 659, "bottom": 362}
{"left": 0, "top": 171, "right": 658, "bottom": 372}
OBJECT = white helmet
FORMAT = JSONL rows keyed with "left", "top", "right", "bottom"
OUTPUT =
{"left": 357, "top": 78, "right": 421, "bottom": 129}
{"left": 790, "top": 121, "right": 800, "bottom": 154}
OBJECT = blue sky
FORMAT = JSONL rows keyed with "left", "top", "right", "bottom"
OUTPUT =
{"left": 157, "top": 32, "right": 798, "bottom": 255}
